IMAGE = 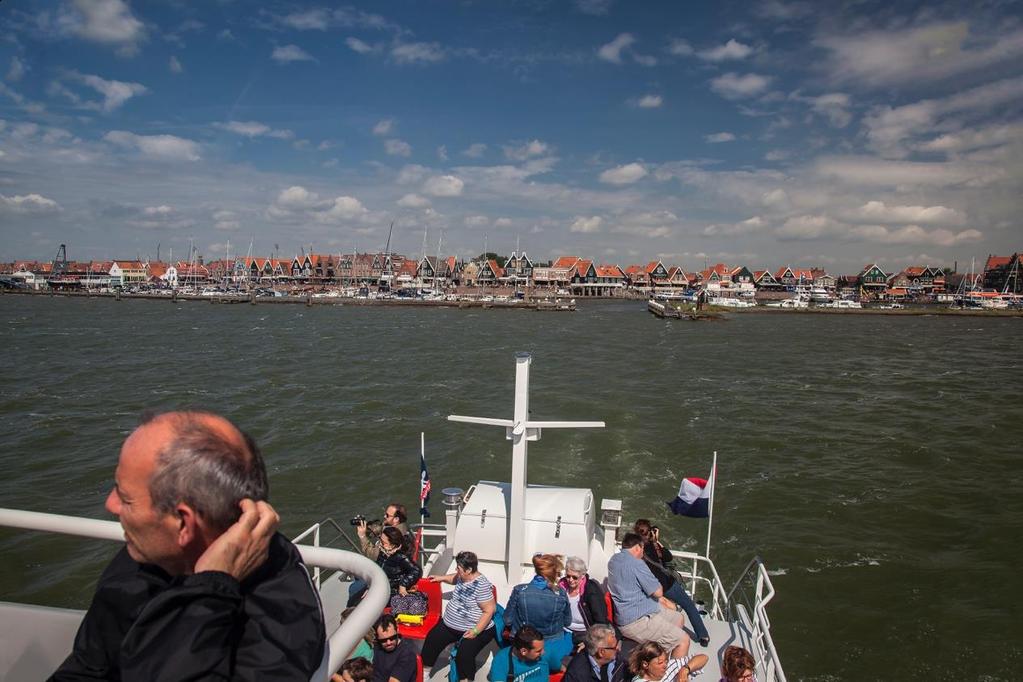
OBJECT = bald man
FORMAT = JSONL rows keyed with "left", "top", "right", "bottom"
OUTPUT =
{"left": 50, "top": 411, "right": 325, "bottom": 681}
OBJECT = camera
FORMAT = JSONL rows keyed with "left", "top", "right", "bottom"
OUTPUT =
{"left": 350, "top": 515, "right": 367, "bottom": 526}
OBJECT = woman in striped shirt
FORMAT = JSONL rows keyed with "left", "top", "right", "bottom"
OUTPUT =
{"left": 420, "top": 551, "right": 497, "bottom": 680}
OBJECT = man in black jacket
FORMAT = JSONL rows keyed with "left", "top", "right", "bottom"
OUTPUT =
{"left": 50, "top": 411, "right": 326, "bottom": 681}
{"left": 563, "top": 625, "right": 628, "bottom": 682}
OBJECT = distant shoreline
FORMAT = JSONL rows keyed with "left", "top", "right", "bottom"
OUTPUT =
{"left": 4, "top": 288, "right": 1022, "bottom": 316}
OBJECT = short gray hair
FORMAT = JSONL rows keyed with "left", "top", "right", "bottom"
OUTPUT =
{"left": 565, "top": 556, "right": 587, "bottom": 573}
{"left": 148, "top": 413, "right": 268, "bottom": 532}
{"left": 584, "top": 624, "right": 616, "bottom": 656}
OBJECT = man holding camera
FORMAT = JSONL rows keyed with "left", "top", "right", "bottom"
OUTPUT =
{"left": 357, "top": 502, "right": 414, "bottom": 561}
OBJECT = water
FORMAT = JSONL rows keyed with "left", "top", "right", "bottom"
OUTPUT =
{"left": 1, "top": 296, "right": 1021, "bottom": 680}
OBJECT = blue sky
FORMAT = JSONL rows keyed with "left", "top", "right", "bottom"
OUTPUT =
{"left": 1, "top": 0, "right": 1021, "bottom": 274}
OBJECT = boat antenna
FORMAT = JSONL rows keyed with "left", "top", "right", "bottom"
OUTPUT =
{"left": 448, "top": 354, "right": 605, "bottom": 585}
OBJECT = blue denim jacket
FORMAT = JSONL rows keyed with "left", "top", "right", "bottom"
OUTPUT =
{"left": 505, "top": 578, "right": 572, "bottom": 638}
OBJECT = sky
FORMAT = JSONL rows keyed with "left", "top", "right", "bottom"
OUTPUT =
{"left": 1, "top": 0, "right": 1021, "bottom": 274}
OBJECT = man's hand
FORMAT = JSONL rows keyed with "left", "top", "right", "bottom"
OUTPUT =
{"left": 398, "top": 585, "right": 408, "bottom": 597}
{"left": 356, "top": 519, "right": 367, "bottom": 539}
{"left": 194, "top": 499, "right": 279, "bottom": 581}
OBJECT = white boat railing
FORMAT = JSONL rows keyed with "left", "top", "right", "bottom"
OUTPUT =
{"left": 724, "top": 556, "right": 787, "bottom": 682}
{"left": 0, "top": 507, "right": 389, "bottom": 681}
{"left": 663, "top": 549, "right": 730, "bottom": 620}
{"left": 410, "top": 523, "right": 448, "bottom": 569}
{"left": 292, "top": 517, "right": 363, "bottom": 588}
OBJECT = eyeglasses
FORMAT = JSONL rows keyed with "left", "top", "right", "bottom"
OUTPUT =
{"left": 378, "top": 634, "right": 400, "bottom": 644}
{"left": 737, "top": 672, "right": 754, "bottom": 681}
{"left": 564, "top": 574, "right": 581, "bottom": 581}
{"left": 384, "top": 512, "right": 395, "bottom": 518}
{"left": 597, "top": 641, "right": 620, "bottom": 653}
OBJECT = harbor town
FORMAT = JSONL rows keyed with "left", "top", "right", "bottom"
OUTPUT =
{"left": 2, "top": 245, "right": 1021, "bottom": 312}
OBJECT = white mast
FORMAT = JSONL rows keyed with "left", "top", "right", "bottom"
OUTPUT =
{"left": 448, "top": 353, "right": 605, "bottom": 585}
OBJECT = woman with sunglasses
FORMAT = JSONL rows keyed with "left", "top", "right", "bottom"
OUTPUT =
{"left": 558, "top": 556, "right": 611, "bottom": 647}
{"left": 505, "top": 553, "right": 574, "bottom": 672}
{"left": 628, "top": 641, "right": 707, "bottom": 682}
{"left": 350, "top": 526, "right": 421, "bottom": 607}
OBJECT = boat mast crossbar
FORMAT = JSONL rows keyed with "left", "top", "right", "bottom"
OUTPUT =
{"left": 447, "top": 352, "right": 605, "bottom": 585}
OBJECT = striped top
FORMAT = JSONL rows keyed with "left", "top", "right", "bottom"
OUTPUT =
{"left": 443, "top": 574, "right": 495, "bottom": 631}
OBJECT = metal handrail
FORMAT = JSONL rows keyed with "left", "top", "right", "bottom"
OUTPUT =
{"left": 292, "top": 517, "right": 363, "bottom": 587}
{"left": 0, "top": 507, "right": 389, "bottom": 681}
{"left": 721, "top": 555, "right": 787, "bottom": 682}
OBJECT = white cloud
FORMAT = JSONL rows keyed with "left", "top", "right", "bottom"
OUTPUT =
{"left": 570, "top": 215, "right": 603, "bottom": 233}
{"left": 855, "top": 200, "right": 964, "bottom": 225}
{"left": 397, "top": 193, "right": 430, "bottom": 208}
{"left": 808, "top": 93, "right": 852, "bottom": 128}
{"left": 504, "top": 139, "right": 549, "bottom": 161}
{"left": 847, "top": 225, "right": 982, "bottom": 246}
{"left": 576, "top": 0, "right": 614, "bottom": 15}
{"left": 271, "top": 45, "right": 316, "bottom": 63}
{"left": 463, "top": 143, "right": 487, "bottom": 158}
{"left": 127, "top": 204, "right": 195, "bottom": 230}
{"left": 373, "top": 119, "right": 394, "bottom": 136}
{"left": 346, "top": 37, "right": 375, "bottom": 54}
{"left": 385, "top": 139, "right": 412, "bottom": 157}
{"left": 392, "top": 42, "right": 446, "bottom": 64}
{"left": 710, "top": 72, "right": 772, "bottom": 99}
{"left": 494, "top": 217, "right": 513, "bottom": 228}
{"left": 776, "top": 214, "right": 841, "bottom": 239}
{"left": 104, "top": 131, "right": 201, "bottom": 161}
{"left": 765, "top": 150, "right": 790, "bottom": 162}
{"left": 813, "top": 155, "right": 1004, "bottom": 188}
{"left": 817, "top": 22, "right": 1023, "bottom": 88}
{"left": 7, "top": 56, "right": 26, "bottom": 82}
{"left": 668, "top": 39, "right": 694, "bottom": 56}
{"left": 705, "top": 132, "right": 736, "bottom": 143}
{"left": 280, "top": 9, "right": 331, "bottom": 30}
{"left": 918, "top": 124, "right": 1023, "bottom": 154}
{"left": 599, "top": 162, "right": 648, "bottom": 185}
{"left": 636, "top": 94, "right": 663, "bottom": 108}
{"left": 598, "top": 33, "right": 635, "bottom": 63}
{"left": 862, "top": 76, "right": 1023, "bottom": 157}
{"left": 611, "top": 210, "right": 678, "bottom": 238}
{"left": 464, "top": 215, "right": 489, "bottom": 227}
{"left": 168, "top": 56, "right": 182, "bottom": 74}
{"left": 396, "top": 164, "right": 429, "bottom": 184}
{"left": 267, "top": 185, "right": 369, "bottom": 224}
{"left": 212, "top": 209, "right": 240, "bottom": 231}
{"left": 215, "top": 120, "right": 294, "bottom": 139}
{"left": 72, "top": 72, "right": 148, "bottom": 112}
{"left": 436, "top": 145, "right": 448, "bottom": 161}
{"left": 703, "top": 215, "right": 766, "bottom": 236}
{"left": 699, "top": 39, "right": 753, "bottom": 61}
{"left": 0, "top": 193, "right": 62, "bottom": 214}
{"left": 422, "top": 175, "right": 464, "bottom": 197}
{"left": 59, "top": 0, "right": 146, "bottom": 55}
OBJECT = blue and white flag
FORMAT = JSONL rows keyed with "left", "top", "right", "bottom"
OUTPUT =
{"left": 667, "top": 466, "right": 714, "bottom": 517}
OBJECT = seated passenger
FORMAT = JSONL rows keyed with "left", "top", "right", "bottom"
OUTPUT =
{"left": 334, "top": 657, "right": 374, "bottom": 682}
{"left": 627, "top": 641, "right": 707, "bottom": 682}
{"left": 632, "top": 520, "right": 709, "bottom": 648}
{"left": 372, "top": 614, "right": 418, "bottom": 682}
{"left": 351, "top": 527, "right": 422, "bottom": 607}
{"left": 563, "top": 624, "right": 628, "bottom": 682}
{"left": 421, "top": 551, "right": 497, "bottom": 681}
{"left": 505, "top": 553, "right": 573, "bottom": 672}
{"left": 606, "top": 533, "right": 690, "bottom": 660}
{"left": 720, "top": 646, "right": 757, "bottom": 682}
{"left": 488, "top": 625, "right": 552, "bottom": 682}
{"left": 559, "top": 556, "right": 611, "bottom": 647}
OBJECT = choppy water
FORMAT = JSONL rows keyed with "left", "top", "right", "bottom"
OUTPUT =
{"left": 1, "top": 296, "right": 1021, "bottom": 680}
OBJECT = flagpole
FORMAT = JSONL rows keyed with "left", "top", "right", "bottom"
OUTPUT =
{"left": 705, "top": 451, "right": 717, "bottom": 559}
{"left": 420, "top": 432, "right": 426, "bottom": 531}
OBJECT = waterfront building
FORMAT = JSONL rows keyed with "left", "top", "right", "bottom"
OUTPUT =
{"left": 774, "top": 266, "right": 815, "bottom": 289}
{"left": 174, "top": 260, "right": 210, "bottom": 286}
{"left": 594, "top": 264, "right": 627, "bottom": 295}
{"left": 476, "top": 259, "right": 504, "bottom": 286}
{"left": 109, "top": 261, "right": 146, "bottom": 287}
{"left": 982, "top": 253, "right": 1022, "bottom": 293}
{"left": 645, "top": 261, "right": 670, "bottom": 289}
{"left": 810, "top": 268, "right": 836, "bottom": 291}
{"left": 568, "top": 259, "right": 597, "bottom": 295}
{"left": 666, "top": 266, "right": 691, "bottom": 290}
{"left": 416, "top": 255, "right": 452, "bottom": 288}
{"left": 623, "top": 264, "right": 650, "bottom": 290}
{"left": 504, "top": 251, "right": 534, "bottom": 285}
{"left": 753, "top": 269, "right": 783, "bottom": 290}
{"left": 857, "top": 263, "right": 889, "bottom": 298}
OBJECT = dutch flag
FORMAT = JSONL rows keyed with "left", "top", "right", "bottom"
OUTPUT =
{"left": 666, "top": 467, "right": 714, "bottom": 518}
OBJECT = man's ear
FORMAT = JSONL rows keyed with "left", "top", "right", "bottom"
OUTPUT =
{"left": 174, "top": 502, "right": 200, "bottom": 547}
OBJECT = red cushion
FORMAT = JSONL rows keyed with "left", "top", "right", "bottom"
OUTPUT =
{"left": 549, "top": 673, "right": 564, "bottom": 682}
{"left": 398, "top": 578, "right": 443, "bottom": 640}
{"left": 605, "top": 592, "right": 615, "bottom": 624}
